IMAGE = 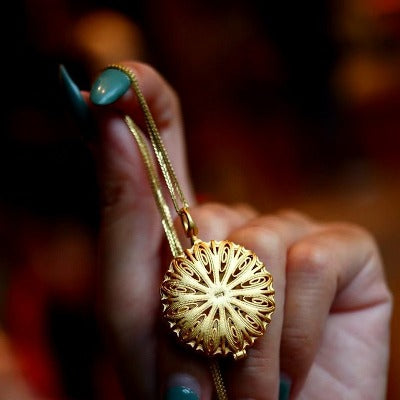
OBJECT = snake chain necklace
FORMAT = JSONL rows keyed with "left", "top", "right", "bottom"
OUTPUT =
{"left": 107, "top": 64, "right": 275, "bottom": 399}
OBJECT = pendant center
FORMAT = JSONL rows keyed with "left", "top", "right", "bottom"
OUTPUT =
{"left": 212, "top": 286, "right": 229, "bottom": 305}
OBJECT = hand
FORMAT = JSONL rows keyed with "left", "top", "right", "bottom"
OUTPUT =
{"left": 79, "top": 61, "right": 392, "bottom": 399}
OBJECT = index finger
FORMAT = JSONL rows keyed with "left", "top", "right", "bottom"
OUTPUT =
{"left": 81, "top": 61, "right": 196, "bottom": 398}
{"left": 85, "top": 61, "right": 195, "bottom": 208}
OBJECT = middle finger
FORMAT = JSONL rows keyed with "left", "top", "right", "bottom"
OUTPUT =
{"left": 226, "top": 211, "right": 318, "bottom": 399}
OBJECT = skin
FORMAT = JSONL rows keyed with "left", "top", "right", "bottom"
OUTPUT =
{"left": 1, "top": 61, "right": 390, "bottom": 399}
{"left": 82, "top": 61, "right": 392, "bottom": 400}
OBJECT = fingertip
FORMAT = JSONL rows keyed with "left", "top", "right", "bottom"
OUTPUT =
{"left": 279, "top": 373, "right": 292, "bottom": 400}
{"left": 59, "top": 64, "right": 88, "bottom": 121}
{"left": 59, "top": 65, "right": 98, "bottom": 140}
{"left": 90, "top": 67, "right": 131, "bottom": 105}
{"left": 88, "top": 61, "right": 181, "bottom": 130}
{"left": 165, "top": 373, "right": 201, "bottom": 400}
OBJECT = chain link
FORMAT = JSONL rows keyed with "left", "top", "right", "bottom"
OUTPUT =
{"left": 210, "top": 360, "right": 229, "bottom": 400}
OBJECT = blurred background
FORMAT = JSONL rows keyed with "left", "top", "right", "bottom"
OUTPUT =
{"left": 1, "top": 0, "right": 399, "bottom": 398}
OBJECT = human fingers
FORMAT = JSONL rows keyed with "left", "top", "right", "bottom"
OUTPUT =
{"left": 173, "top": 202, "right": 258, "bottom": 245}
{"left": 82, "top": 61, "right": 195, "bottom": 398}
{"left": 87, "top": 64, "right": 194, "bottom": 337}
{"left": 88, "top": 61, "right": 195, "bottom": 206}
{"left": 159, "top": 202, "right": 259, "bottom": 399}
{"left": 224, "top": 211, "right": 318, "bottom": 399}
{"left": 231, "top": 202, "right": 259, "bottom": 220}
{"left": 281, "top": 223, "right": 392, "bottom": 398}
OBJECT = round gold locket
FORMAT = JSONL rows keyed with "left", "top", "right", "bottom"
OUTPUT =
{"left": 161, "top": 239, "right": 275, "bottom": 360}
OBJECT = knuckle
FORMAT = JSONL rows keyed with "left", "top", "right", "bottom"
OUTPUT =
{"left": 232, "top": 202, "right": 258, "bottom": 218}
{"left": 281, "top": 325, "right": 315, "bottom": 366}
{"left": 257, "top": 214, "right": 287, "bottom": 230}
{"left": 194, "top": 202, "right": 230, "bottom": 223}
{"left": 101, "top": 178, "right": 126, "bottom": 210}
{"left": 190, "top": 202, "right": 237, "bottom": 240}
{"left": 232, "top": 345, "right": 279, "bottom": 400}
{"left": 242, "top": 225, "right": 285, "bottom": 257}
{"left": 197, "top": 202, "right": 246, "bottom": 224}
{"left": 328, "top": 221, "right": 378, "bottom": 248}
{"left": 201, "top": 201, "right": 230, "bottom": 214}
{"left": 277, "top": 208, "right": 311, "bottom": 221}
{"left": 246, "top": 345, "right": 271, "bottom": 370}
{"left": 288, "top": 239, "right": 334, "bottom": 280}
{"left": 100, "top": 175, "right": 142, "bottom": 219}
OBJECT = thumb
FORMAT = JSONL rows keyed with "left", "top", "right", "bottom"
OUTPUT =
{"left": 89, "top": 61, "right": 195, "bottom": 233}
{"left": 85, "top": 61, "right": 195, "bottom": 397}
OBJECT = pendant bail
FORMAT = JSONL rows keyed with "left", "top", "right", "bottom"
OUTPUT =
{"left": 179, "top": 207, "right": 198, "bottom": 244}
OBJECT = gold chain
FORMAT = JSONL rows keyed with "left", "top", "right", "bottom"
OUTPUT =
{"left": 210, "top": 361, "right": 228, "bottom": 400}
{"left": 109, "top": 64, "right": 188, "bottom": 214}
{"left": 124, "top": 116, "right": 183, "bottom": 258}
{"left": 108, "top": 64, "right": 228, "bottom": 400}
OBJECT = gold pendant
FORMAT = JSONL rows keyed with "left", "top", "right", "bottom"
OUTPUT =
{"left": 161, "top": 239, "right": 275, "bottom": 360}
{"left": 105, "top": 64, "right": 276, "bottom": 399}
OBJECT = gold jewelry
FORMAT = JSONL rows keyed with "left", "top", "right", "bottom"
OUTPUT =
{"left": 107, "top": 64, "right": 275, "bottom": 400}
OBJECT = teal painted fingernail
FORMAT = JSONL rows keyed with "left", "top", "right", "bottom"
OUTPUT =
{"left": 164, "top": 386, "right": 199, "bottom": 400}
{"left": 59, "top": 64, "right": 89, "bottom": 124}
{"left": 279, "top": 373, "right": 292, "bottom": 400}
{"left": 90, "top": 68, "right": 131, "bottom": 105}
{"left": 165, "top": 374, "right": 200, "bottom": 400}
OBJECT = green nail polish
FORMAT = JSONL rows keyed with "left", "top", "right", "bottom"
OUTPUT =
{"left": 59, "top": 64, "right": 95, "bottom": 139}
{"left": 59, "top": 64, "right": 90, "bottom": 123}
{"left": 164, "top": 386, "right": 199, "bottom": 400}
{"left": 90, "top": 68, "right": 131, "bottom": 105}
{"left": 279, "top": 374, "right": 292, "bottom": 400}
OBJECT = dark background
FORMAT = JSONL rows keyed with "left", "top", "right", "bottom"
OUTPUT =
{"left": 1, "top": 0, "right": 399, "bottom": 398}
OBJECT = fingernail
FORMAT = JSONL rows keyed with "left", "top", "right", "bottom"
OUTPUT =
{"left": 59, "top": 64, "right": 96, "bottom": 140}
{"left": 164, "top": 373, "right": 200, "bottom": 400}
{"left": 279, "top": 373, "right": 292, "bottom": 400}
{"left": 90, "top": 68, "right": 131, "bottom": 105}
{"left": 59, "top": 64, "right": 89, "bottom": 124}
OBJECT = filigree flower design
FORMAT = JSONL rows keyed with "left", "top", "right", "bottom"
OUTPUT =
{"left": 160, "top": 240, "right": 275, "bottom": 359}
